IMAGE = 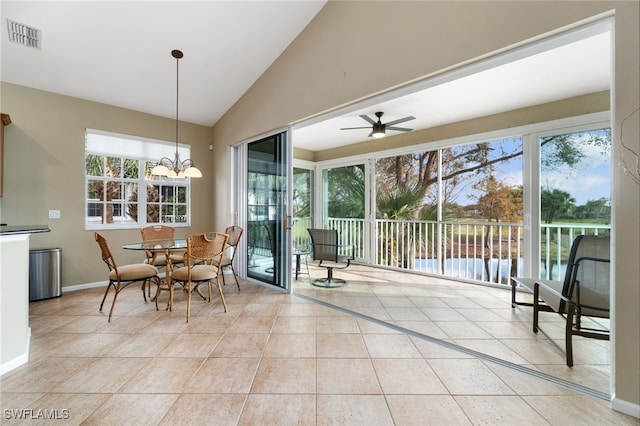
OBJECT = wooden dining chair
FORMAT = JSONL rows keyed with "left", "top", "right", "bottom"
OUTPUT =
{"left": 162, "top": 232, "right": 229, "bottom": 322}
{"left": 94, "top": 232, "right": 161, "bottom": 322}
{"left": 140, "top": 225, "right": 186, "bottom": 268}
{"left": 140, "top": 225, "right": 185, "bottom": 296}
{"left": 214, "top": 225, "right": 243, "bottom": 290}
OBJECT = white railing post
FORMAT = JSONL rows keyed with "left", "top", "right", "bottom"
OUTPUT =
{"left": 326, "top": 217, "right": 609, "bottom": 285}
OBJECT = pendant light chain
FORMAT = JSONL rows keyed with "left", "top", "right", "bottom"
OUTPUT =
{"left": 150, "top": 49, "right": 202, "bottom": 178}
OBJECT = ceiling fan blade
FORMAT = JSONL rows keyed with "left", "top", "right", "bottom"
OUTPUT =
{"left": 384, "top": 116, "right": 416, "bottom": 127}
{"left": 340, "top": 126, "right": 372, "bottom": 130}
{"left": 359, "top": 114, "right": 377, "bottom": 125}
{"left": 387, "top": 126, "right": 413, "bottom": 132}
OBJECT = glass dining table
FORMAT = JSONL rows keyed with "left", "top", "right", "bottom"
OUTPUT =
{"left": 122, "top": 238, "right": 188, "bottom": 271}
{"left": 122, "top": 238, "right": 187, "bottom": 254}
{"left": 122, "top": 238, "right": 188, "bottom": 304}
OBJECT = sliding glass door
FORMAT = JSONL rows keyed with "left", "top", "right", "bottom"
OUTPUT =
{"left": 537, "top": 125, "right": 611, "bottom": 280}
{"left": 245, "top": 131, "right": 291, "bottom": 290}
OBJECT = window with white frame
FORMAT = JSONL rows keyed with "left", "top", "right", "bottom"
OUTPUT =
{"left": 85, "top": 129, "right": 191, "bottom": 230}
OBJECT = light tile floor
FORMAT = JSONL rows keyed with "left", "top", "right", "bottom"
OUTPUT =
{"left": 1, "top": 264, "right": 637, "bottom": 425}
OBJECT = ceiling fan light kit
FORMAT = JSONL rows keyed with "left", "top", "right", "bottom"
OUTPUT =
{"left": 371, "top": 122, "right": 385, "bottom": 138}
{"left": 340, "top": 111, "right": 415, "bottom": 138}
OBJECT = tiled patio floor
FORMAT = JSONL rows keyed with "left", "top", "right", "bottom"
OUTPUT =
{"left": 296, "top": 263, "right": 612, "bottom": 397}
{"left": 1, "top": 264, "right": 636, "bottom": 425}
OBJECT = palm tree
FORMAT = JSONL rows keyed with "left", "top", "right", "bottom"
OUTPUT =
{"left": 541, "top": 188, "right": 576, "bottom": 224}
{"left": 376, "top": 182, "right": 424, "bottom": 268}
{"left": 85, "top": 154, "right": 139, "bottom": 224}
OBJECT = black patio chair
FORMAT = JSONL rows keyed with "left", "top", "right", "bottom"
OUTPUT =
{"left": 307, "top": 228, "right": 354, "bottom": 288}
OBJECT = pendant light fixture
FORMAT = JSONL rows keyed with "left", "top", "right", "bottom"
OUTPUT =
{"left": 151, "top": 49, "right": 202, "bottom": 178}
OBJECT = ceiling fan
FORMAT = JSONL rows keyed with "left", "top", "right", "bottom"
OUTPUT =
{"left": 340, "top": 111, "right": 415, "bottom": 138}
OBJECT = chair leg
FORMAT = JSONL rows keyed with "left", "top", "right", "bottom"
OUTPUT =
{"left": 230, "top": 266, "right": 241, "bottom": 290}
{"left": 186, "top": 281, "right": 192, "bottom": 323}
{"left": 167, "top": 280, "right": 174, "bottom": 312}
{"left": 145, "top": 275, "right": 161, "bottom": 301}
{"left": 566, "top": 304, "right": 575, "bottom": 367}
{"left": 154, "top": 281, "right": 161, "bottom": 311}
{"left": 156, "top": 278, "right": 175, "bottom": 312}
{"left": 99, "top": 281, "right": 114, "bottom": 312}
{"left": 140, "top": 279, "right": 148, "bottom": 303}
{"left": 107, "top": 282, "right": 122, "bottom": 322}
{"left": 215, "top": 276, "right": 227, "bottom": 313}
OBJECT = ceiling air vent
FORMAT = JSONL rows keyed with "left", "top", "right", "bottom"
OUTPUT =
{"left": 6, "top": 19, "right": 41, "bottom": 49}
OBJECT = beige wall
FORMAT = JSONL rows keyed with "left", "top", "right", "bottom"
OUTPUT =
{"left": 0, "top": 83, "right": 214, "bottom": 287}
{"left": 211, "top": 0, "right": 639, "bottom": 414}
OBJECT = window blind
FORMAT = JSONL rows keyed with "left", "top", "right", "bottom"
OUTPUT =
{"left": 85, "top": 129, "right": 190, "bottom": 161}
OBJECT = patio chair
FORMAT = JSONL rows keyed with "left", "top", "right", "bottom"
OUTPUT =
{"left": 307, "top": 228, "right": 355, "bottom": 288}
{"left": 512, "top": 234, "right": 610, "bottom": 366}
{"left": 94, "top": 232, "right": 161, "bottom": 322}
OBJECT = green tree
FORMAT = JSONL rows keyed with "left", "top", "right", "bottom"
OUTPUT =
{"left": 541, "top": 188, "right": 576, "bottom": 224}
{"left": 376, "top": 131, "right": 609, "bottom": 222}
{"left": 86, "top": 154, "right": 139, "bottom": 224}
{"left": 540, "top": 130, "right": 610, "bottom": 171}
{"left": 127, "top": 184, "right": 160, "bottom": 223}
{"left": 577, "top": 197, "right": 611, "bottom": 222}
{"left": 471, "top": 176, "right": 523, "bottom": 223}
{"left": 376, "top": 181, "right": 423, "bottom": 220}
{"left": 326, "top": 165, "right": 365, "bottom": 218}
{"left": 292, "top": 168, "right": 311, "bottom": 218}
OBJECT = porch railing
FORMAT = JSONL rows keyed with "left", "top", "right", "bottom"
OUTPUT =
{"left": 293, "top": 217, "right": 611, "bottom": 285}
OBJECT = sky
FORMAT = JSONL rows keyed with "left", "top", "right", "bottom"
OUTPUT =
{"left": 456, "top": 133, "right": 611, "bottom": 207}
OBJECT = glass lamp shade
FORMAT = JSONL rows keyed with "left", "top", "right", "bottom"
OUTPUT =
{"left": 372, "top": 130, "right": 385, "bottom": 138}
{"left": 184, "top": 166, "right": 202, "bottom": 178}
{"left": 151, "top": 164, "right": 171, "bottom": 176}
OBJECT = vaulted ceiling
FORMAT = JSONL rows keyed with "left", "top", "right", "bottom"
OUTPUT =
{"left": 1, "top": 2, "right": 610, "bottom": 152}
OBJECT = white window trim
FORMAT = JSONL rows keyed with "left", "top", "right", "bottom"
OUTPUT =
{"left": 85, "top": 129, "right": 193, "bottom": 230}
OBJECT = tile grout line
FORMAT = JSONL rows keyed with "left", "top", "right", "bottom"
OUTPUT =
{"left": 294, "top": 292, "right": 610, "bottom": 402}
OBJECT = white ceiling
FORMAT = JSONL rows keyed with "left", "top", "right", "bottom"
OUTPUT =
{"left": 1, "top": 2, "right": 610, "bottom": 153}
{"left": 293, "top": 30, "right": 611, "bottom": 151}
{"left": 1, "top": 1, "right": 326, "bottom": 126}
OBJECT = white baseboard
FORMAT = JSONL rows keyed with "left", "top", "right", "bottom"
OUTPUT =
{"left": 612, "top": 394, "right": 640, "bottom": 419}
{"left": 0, "top": 327, "right": 30, "bottom": 376}
{"left": 61, "top": 281, "right": 106, "bottom": 292}
{"left": 61, "top": 273, "right": 168, "bottom": 294}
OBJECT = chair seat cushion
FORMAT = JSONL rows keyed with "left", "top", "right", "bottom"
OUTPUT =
{"left": 110, "top": 263, "right": 158, "bottom": 281}
{"left": 172, "top": 264, "right": 218, "bottom": 282}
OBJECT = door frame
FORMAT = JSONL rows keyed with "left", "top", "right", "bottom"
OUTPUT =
{"left": 232, "top": 128, "right": 293, "bottom": 293}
